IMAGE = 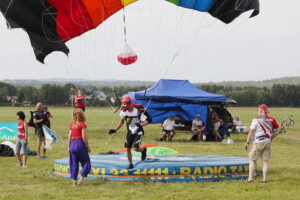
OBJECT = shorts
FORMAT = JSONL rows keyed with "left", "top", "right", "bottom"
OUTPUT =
{"left": 163, "top": 130, "right": 174, "bottom": 135}
{"left": 75, "top": 107, "right": 85, "bottom": 112}
{"left": 124, "top": 131, "right": 144, "bottom": 149}
{"left": 249, "top": 141, "right": 271, "bottom": 161}
{"left": 16, "top": 138, "right": 28, "bottom": 155}
{"left": 213, "top": 122, "right": 220, "bottom": 131}
{"left": 191, "top": 129, "right": 204, "bottom": 135}
{"left": 35, "top": 127, "right": 44, "bottom": 139}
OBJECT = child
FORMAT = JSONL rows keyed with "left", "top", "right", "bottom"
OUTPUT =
{"left": 68, "top": 109, "right": 91, "bottom": 186}
{"left": 16, "top": 111, "right": 28, "bottom": 167}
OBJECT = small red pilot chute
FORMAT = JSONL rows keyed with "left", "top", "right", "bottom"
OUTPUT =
{"left": 117, "top": 44, "right": 138, "bottom": 65}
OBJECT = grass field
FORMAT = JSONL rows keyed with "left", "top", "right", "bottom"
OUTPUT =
{"left": 0, "top": 107, "right": 299, "bottom": 200}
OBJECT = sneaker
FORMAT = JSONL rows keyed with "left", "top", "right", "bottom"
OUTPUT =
{"left": 40, "top": 155, "right": 47, "bottom": 159}
{"left": 128, "top": 164, "right": 134, "bottom": 169}
{"left": 22, "top": 165, "right": 27, "bottom": 168}
{"left": 141, "top": 148, "right": 147, "bottom": 161}
{"left": 17, "top": 163, "right": 22, "bottom": 167}
{"left": 244, "top": 180, "right": 253, "bottom": 184}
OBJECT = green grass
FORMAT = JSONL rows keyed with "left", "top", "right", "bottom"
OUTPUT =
{"left": 0, "top": 107, "right": 299, "bottom": 200}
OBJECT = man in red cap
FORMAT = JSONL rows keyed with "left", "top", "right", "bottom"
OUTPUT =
{"left": 244, "top": 104, "right": 280, "bottom": 183}
{"left": 109, "top": 96, "right": 150, "bottom": 169}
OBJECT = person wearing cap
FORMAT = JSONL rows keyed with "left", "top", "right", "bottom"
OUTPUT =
{"left": 191, "top": 114, "right": 206, "bottom": 142}
{"left": 162, "top": 115, "right": 176, "bottom": 142}
{"left": 244, "top": 104, "right": 280, "bottom": 183}
{"left": 108, "top": 96, "right": 150, "bottom": 169}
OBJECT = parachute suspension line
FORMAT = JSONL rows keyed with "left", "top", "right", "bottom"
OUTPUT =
{"left": 121, "top": 1, "right": 127, "bottom": 45}
{"left": 144, "top": 80, "right": 162, "bottom": 110}
{"left": 174, "top": 7, "right": 253, "bottom": 79}
{"left": 2, "top": 0, "right": 13, "bottom": 17}
{"left": 149, "top": 0, "right": 176, "bottom": 81}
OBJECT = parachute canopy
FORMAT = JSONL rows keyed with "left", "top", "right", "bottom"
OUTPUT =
{"left": 0, "top": 0, "right": 259, "bottom": 63}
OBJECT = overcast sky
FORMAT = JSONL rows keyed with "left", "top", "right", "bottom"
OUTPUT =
{"left": 0, "top": 0, "right": 299, "bottom": 82}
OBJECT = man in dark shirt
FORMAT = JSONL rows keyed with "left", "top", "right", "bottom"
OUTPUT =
{"left": 43, "top": 106, "right": 53, "bottom": 128}
{"left": 33, "top": 102, "right": 47, "bottom": 159}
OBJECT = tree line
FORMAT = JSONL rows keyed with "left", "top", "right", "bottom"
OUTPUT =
{"left": 1, "top": 82, "right": 299, "bottom": 107}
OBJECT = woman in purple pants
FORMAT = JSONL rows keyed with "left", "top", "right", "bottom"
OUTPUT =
{"left": 68, "top": 109, "right": 91, "bottom": 186}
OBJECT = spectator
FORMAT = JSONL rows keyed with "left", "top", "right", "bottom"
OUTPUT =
{"left": 16, "top": 111, "right": 28, "bottom": 167}
{"left": 68, "top": 109, "right": 91, "bottom": 186}
{"left": 33, "top": 102, "right": 47, "bottom": 159}
{"left": 233, "top": 116, "right": 248, "bottom": 134}
{"left": 244, "top": 104, "right": 280, "bottom": 183}
{"left": 211, "top": 111, "right": 222, "bottom": 141}
{"left": 43, "top": 106, "right": 53, "bottom": 128}
{"left": 74, "top": 89, "right": 86, "bottom": 112}
{"left": 219, "top": 119, "right": 230, "bottom": 138}
{"left": 162, "top": 115, "right": 176, "bottom": 142}
{"left": 190, "top": 114, "right": 206, "bottom": 142}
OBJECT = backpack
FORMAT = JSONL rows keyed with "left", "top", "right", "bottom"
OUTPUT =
{"left": 28, "top": 111, "right": 35, "bottom": 127}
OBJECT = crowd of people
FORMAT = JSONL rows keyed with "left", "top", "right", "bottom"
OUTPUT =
{"left": 13, "top": 89, "right": 280, "bottom": 185}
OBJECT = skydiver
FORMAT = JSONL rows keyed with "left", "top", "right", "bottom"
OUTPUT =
{"left": 108, "top": 96, "right": 150, "bottom": 169}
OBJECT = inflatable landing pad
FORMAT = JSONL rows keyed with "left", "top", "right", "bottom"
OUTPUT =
{"left": 54, "top": 155, "right": 249, "bottom": 182}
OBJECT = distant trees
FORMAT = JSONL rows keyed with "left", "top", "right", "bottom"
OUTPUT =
{"left": 200, "top": 84, "right": 300, "bottom": 107}
{"left": 0, "top": 82, "right": 299, "bottom": 107}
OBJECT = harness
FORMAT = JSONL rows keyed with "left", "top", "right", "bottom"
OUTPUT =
{"left": 123, "top": 107, "right": 151, "bottom": 133}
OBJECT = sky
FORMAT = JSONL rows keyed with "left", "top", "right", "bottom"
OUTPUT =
{"left": 0, "top": 0, "right": 299, "bottom": 83}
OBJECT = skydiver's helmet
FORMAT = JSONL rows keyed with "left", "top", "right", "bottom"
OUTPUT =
{"left": 121, "top": 96, "right": 132, "bottom": 111}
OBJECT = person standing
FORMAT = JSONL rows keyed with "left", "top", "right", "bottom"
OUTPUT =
{"left": 43, "top": 106, "right": 53, "bottom": 128}
{"left": 191, "top": 114, "right": 206, "bottom": 142}
{"left": 68, "top": 109, "right": 91, "bottom": 186}
{"left": 74, "top": 89, "right": 86, "bottom": 112}
{"left": 109, "top": 96, "right": 150, "bottom": 169}
{"left": 162, "top": 115, "right": 176, "bottom": 142}
{"left": 16, "top": 111, "right": 28, "bottom": 167}
{"left": 244, "top": 104, "right": 280, "bottom": 183}
{"left": 33, "top": 102, "right": 47, "bottom": 159}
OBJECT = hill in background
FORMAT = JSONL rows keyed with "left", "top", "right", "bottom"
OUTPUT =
{"left": 2, "top": 76, "right": 300, "bottom": 88}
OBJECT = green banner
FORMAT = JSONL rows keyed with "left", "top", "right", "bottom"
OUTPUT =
{"left": 0, "top": 122, "right": 18, "bottom": 141}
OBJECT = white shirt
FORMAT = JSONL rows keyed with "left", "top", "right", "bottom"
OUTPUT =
{"left": 120, "top": 108, "right": 147, "bottom": 134}
{"left": 233, "top": 120, "right": 243, "bottom": 126}
{"left": 191, "top": 119, "right": 203, "bottom": 131}
{"left": 250, "top": 118, "right": 272, "bottom": 144}
{"left": 163, "top": 119, "right": 175, "bottom": 131}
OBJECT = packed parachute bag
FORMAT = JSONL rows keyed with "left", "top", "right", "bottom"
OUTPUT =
{"left": 117, "top": 44, "right": 138, "bottom": 65}
{"left": 0, "top": 143, "right": 14, "bottom": 157}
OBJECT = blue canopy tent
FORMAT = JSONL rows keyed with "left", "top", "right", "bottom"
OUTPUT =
{"left": 126, "top": 79, "right": 228, "bottom": 127}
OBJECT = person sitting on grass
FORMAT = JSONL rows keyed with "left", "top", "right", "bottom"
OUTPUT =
{"left": 16, "top": 111, "right": 28, "bottom": 168}
{"left": 68, "top": 109, "right": 91, "bottom": 186}
{"left": 162, "top": 115, "right": 176, "bottom": 142}
{"left": 190, "top": 114, "right": 206, "bottom": 143}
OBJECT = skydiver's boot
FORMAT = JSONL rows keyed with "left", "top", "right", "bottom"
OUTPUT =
{"left": 141, "top": 148, "right": 147, "bottom": 161}
{"left": 128, "top": 163, "right": 134, "bottom": 169}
